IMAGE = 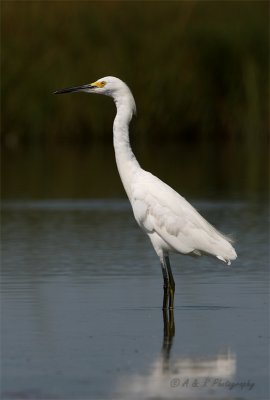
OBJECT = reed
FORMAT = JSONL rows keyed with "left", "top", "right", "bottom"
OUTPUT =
{"left": 2, "top": 1, "right": 269, "bottom": 147}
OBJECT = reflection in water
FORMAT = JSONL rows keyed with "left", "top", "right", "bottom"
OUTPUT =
{"left": 115, "top": 310, "right": 236, "bottom": 399}
{"left": 2, "top": 200, "right": 267, "bottom": 399}
{"left": 162, "top": 309, "right": 175, "bottom": 373}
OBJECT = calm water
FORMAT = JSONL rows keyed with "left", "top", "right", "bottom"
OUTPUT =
{"left": 1, "top": 198, "right": 269, "bottom": 400}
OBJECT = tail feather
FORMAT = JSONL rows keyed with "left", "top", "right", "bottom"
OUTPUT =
{"left": 217, "top": 255, "right": 232, "bottom": 265}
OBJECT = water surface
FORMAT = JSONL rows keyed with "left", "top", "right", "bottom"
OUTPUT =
{"left": 1, "top": 199, "right": 269, "bottom": 399}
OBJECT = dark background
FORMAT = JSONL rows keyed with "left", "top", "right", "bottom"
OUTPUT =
{"left": 2, "top": 1, "right": 269, "bottom": 200}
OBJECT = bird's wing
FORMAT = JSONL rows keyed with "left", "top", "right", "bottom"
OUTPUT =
{"left": 131, "top": 171, "right": 236, "bottom": 260}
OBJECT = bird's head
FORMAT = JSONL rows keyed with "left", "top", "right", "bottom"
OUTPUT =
{"left": 54, "top": 76, "right": 136, "bottom": 115}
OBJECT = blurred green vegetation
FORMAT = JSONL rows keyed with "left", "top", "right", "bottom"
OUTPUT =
{"left": 2, "top": 1, "right": 269, "bottom": 146}
{"left": 2, "top": 141, "right": 268, "bottom": 200}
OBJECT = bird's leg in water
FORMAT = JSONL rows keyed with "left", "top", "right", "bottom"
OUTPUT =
{"left": 165, "top": 255, "right": 175, "bottom": 309}
{"left": 161, "top": 308, "right": 175, "bottom": 371}
{"left": 163, "top": 308, "right": 175, "bottom": 345}
{"left": 160, "top": 258, "right": 169, "bottom": 309}
{"left": 161, "top": 254, "right": 175, "bottom": 309}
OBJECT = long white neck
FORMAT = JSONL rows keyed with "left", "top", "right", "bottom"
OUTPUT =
{"left": 112, "top": 89, "right": 140, "bottom": 200}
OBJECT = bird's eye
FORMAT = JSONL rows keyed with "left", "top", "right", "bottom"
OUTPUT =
{"left": 95, "top": 81, "right": 106, "bottom": 88}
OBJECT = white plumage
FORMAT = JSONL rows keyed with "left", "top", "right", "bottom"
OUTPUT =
{"left": 131, "top": 171, "right": 236, "bottom": 261}
{"left": 54, "top": 76, "right": 237, "bottom": 309}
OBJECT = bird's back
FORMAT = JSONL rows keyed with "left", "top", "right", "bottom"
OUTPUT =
{"left": 131, "top": 170, "right": 237, "bottom": 264}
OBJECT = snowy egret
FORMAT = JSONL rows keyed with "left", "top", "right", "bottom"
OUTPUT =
{"left": 54, "top": 76, "right": 237, "bottom": 309}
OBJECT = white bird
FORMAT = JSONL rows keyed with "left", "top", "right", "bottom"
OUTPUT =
{"left": 54, "top": 76, "right": 237, "bottom": 309}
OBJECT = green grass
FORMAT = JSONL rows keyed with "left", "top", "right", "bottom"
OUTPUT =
{"left": 2, "top": 1, "right": 269, "bottom": 146}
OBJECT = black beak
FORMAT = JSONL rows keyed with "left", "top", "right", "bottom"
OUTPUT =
{"left": 53, "top": 84, "right": 95, "bottom": 95}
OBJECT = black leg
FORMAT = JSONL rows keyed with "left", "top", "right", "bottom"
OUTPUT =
{"left": 163, "top": 308, "right": 175, "bottom": 344}
{"left": 160, "top": 260, "right": 169, "bottom": 309}
{"left": 165, "top": 255, "right": 175, "bottom": 310}
{"left": 161, "top": 254, "right": 175, "bottom": 309}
